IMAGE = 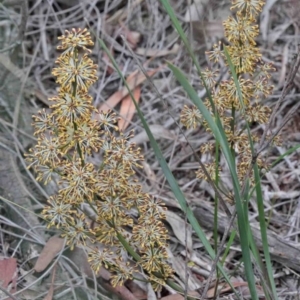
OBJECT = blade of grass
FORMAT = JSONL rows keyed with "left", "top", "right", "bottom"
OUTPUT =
{"left": 168, "top": 62, "right": 258, "bottom": 300}
{"left": 223, "top": 47, "right": 278, "bottom": 300}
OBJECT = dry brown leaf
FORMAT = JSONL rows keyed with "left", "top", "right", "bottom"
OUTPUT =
{"left": 34, "top": 236, "right": 64, "bottom": 272}
{"left": 135, "top": 44, "right": 180, "bottom": 57}
{"left": 99, "top": 68, "right": 159, "bottom": 113}
{"left": 118, "top": 86, "right": 141, "bottom": 130}
{"left": 0, "top": 257, "right": 17, "bottom": 297}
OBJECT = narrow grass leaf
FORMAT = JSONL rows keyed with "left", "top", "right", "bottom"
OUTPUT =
{"left": 223, "top": 47, "right": 278, "bottom": 300}
{"left": 168, "top": 62, "right": 256, "bottom": 299}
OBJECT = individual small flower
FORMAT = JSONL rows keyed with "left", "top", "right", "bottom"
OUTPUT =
{"left": 52, "top": 53, "right": 98, "bottom": 93}
{"left": 32, "top": 109, "right": 56, "bottom": 135}
{"left": 206, "top": 41, "right": 223, "bottom": 63}
{"left": 209, "top": 93, "right": 226, "bottom": 114}
{"left": 221, "top": 116, "right": 234, "bottom": 130}
{"left": 253, "top": 78, "right": 273, "bottom": 98}
{"left": 34, "top": 135, "right": 62, "bottom": 165}
{"left": 224, "top": 191, "right": 235, "bottom": 205}
{"left": 219, "top": 79, "right": 254, "bottom": 108}
{"left": 227, "top": 44, "right": 261, "bottom": 74}
{"left": 127, "top": 184, "right": 150, "bottom": 208}
{"left": 138, "top": 197, "right": 167, "bottom": 220}
{"left": 105, "top": 134, "right": 144, "bottom": 170}
{"left": 35, "top": 163, "right": 58, "bottom": 184}
{"left": 226, "top": 131, "right": 249, "bottom": 152}
{"left": 93, "top": 218, "right": 124, "bottom": 246}
{"left": 25, "top": 148, "right": 41, "bottom": 170}
{"left": 201, "top": 68, "right": 219, "bottom": 88}
{"left": 139, "top": 246, "right": 169, "bottom": 273}
{"left": 110, "top": 262, "right": 134, "bottom": 287}
{"left": 61, "top": 214, "right": 91, "bottom": 249}
{"left": 57, "top": 28, "right": 94, "bottom": 55}
{"left": 246, "top": 104, "right": 271, "bottom": 123}
{"left": 74, "top": 121, "right": 103, "bottom": 154}
{"left": 42, "top": 195, "right": 75, "bottom": 228}
{"left": 148, "top": 276, "right": 167, "bottom": 292}
{"left": 50, "top": 92, "right": 94, "bottom": 124}
{"left": 196, "top": 162, "right": 221, "bottom": 181}
{"left": 266, "top": 133, "right": 282, "bottom": 146}
{"left": 231, "top": 0, "right": 265, "bottom": 17}
{"left": 257, "top": 61, "right": 276, "bottom": 79}
{"left": 223, "top": 15, "right": 259, "bottom": 45}
{"left": 237, "top": 150, "right": 253, "bottom": 178}
{"left": 180, "top": 105, "right": 202, "bottom": 129}
{"left": 132, "top": 220, "right": 168, "bottom": 248}
{"left": 200, "top": 142, "right": 214, "bottom": 153}
{"left": 96, "top": 110, "right": 119, "bottom": 132}
{"left": 88, "top": 248, "right": 116, "bottom": 273}
{"left": 95, "top": 169, "right": 128, "bottom": 197}
{"left": 59, "top": 160, "right": 96, "bottom": 202}
{"left": 97, "top": 195, "right": 125, "bottom": 220}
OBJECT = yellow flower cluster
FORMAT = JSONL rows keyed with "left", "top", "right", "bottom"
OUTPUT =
{"left": 26, "top": 28, "right": 173, "bottom": 289}
{"left": 181, "top": 0, "right": 278, "bottom": 188}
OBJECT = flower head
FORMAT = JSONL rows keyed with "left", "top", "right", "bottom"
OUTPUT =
{"left": 231, "top": 0, "right": 265, "bottom": 17}
{"left": 57, "top": 28, "right": 94, "bottom": 55}
{"left": 52, "top": 53, "right": 98, "bottom": 93}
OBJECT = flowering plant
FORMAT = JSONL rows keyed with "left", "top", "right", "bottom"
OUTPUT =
{"left": 181, "top": 0, "right": 277, "bottom": 190}
{"left": 26, "top": 28, "right": 173, "bottom": 290}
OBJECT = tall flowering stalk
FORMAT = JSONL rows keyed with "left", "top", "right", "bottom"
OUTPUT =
{"left": 181, "top": 0, "right": 277, "bottom": 189}
{"left": 26, "top": 28, "right": 173, "bottom": 289}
